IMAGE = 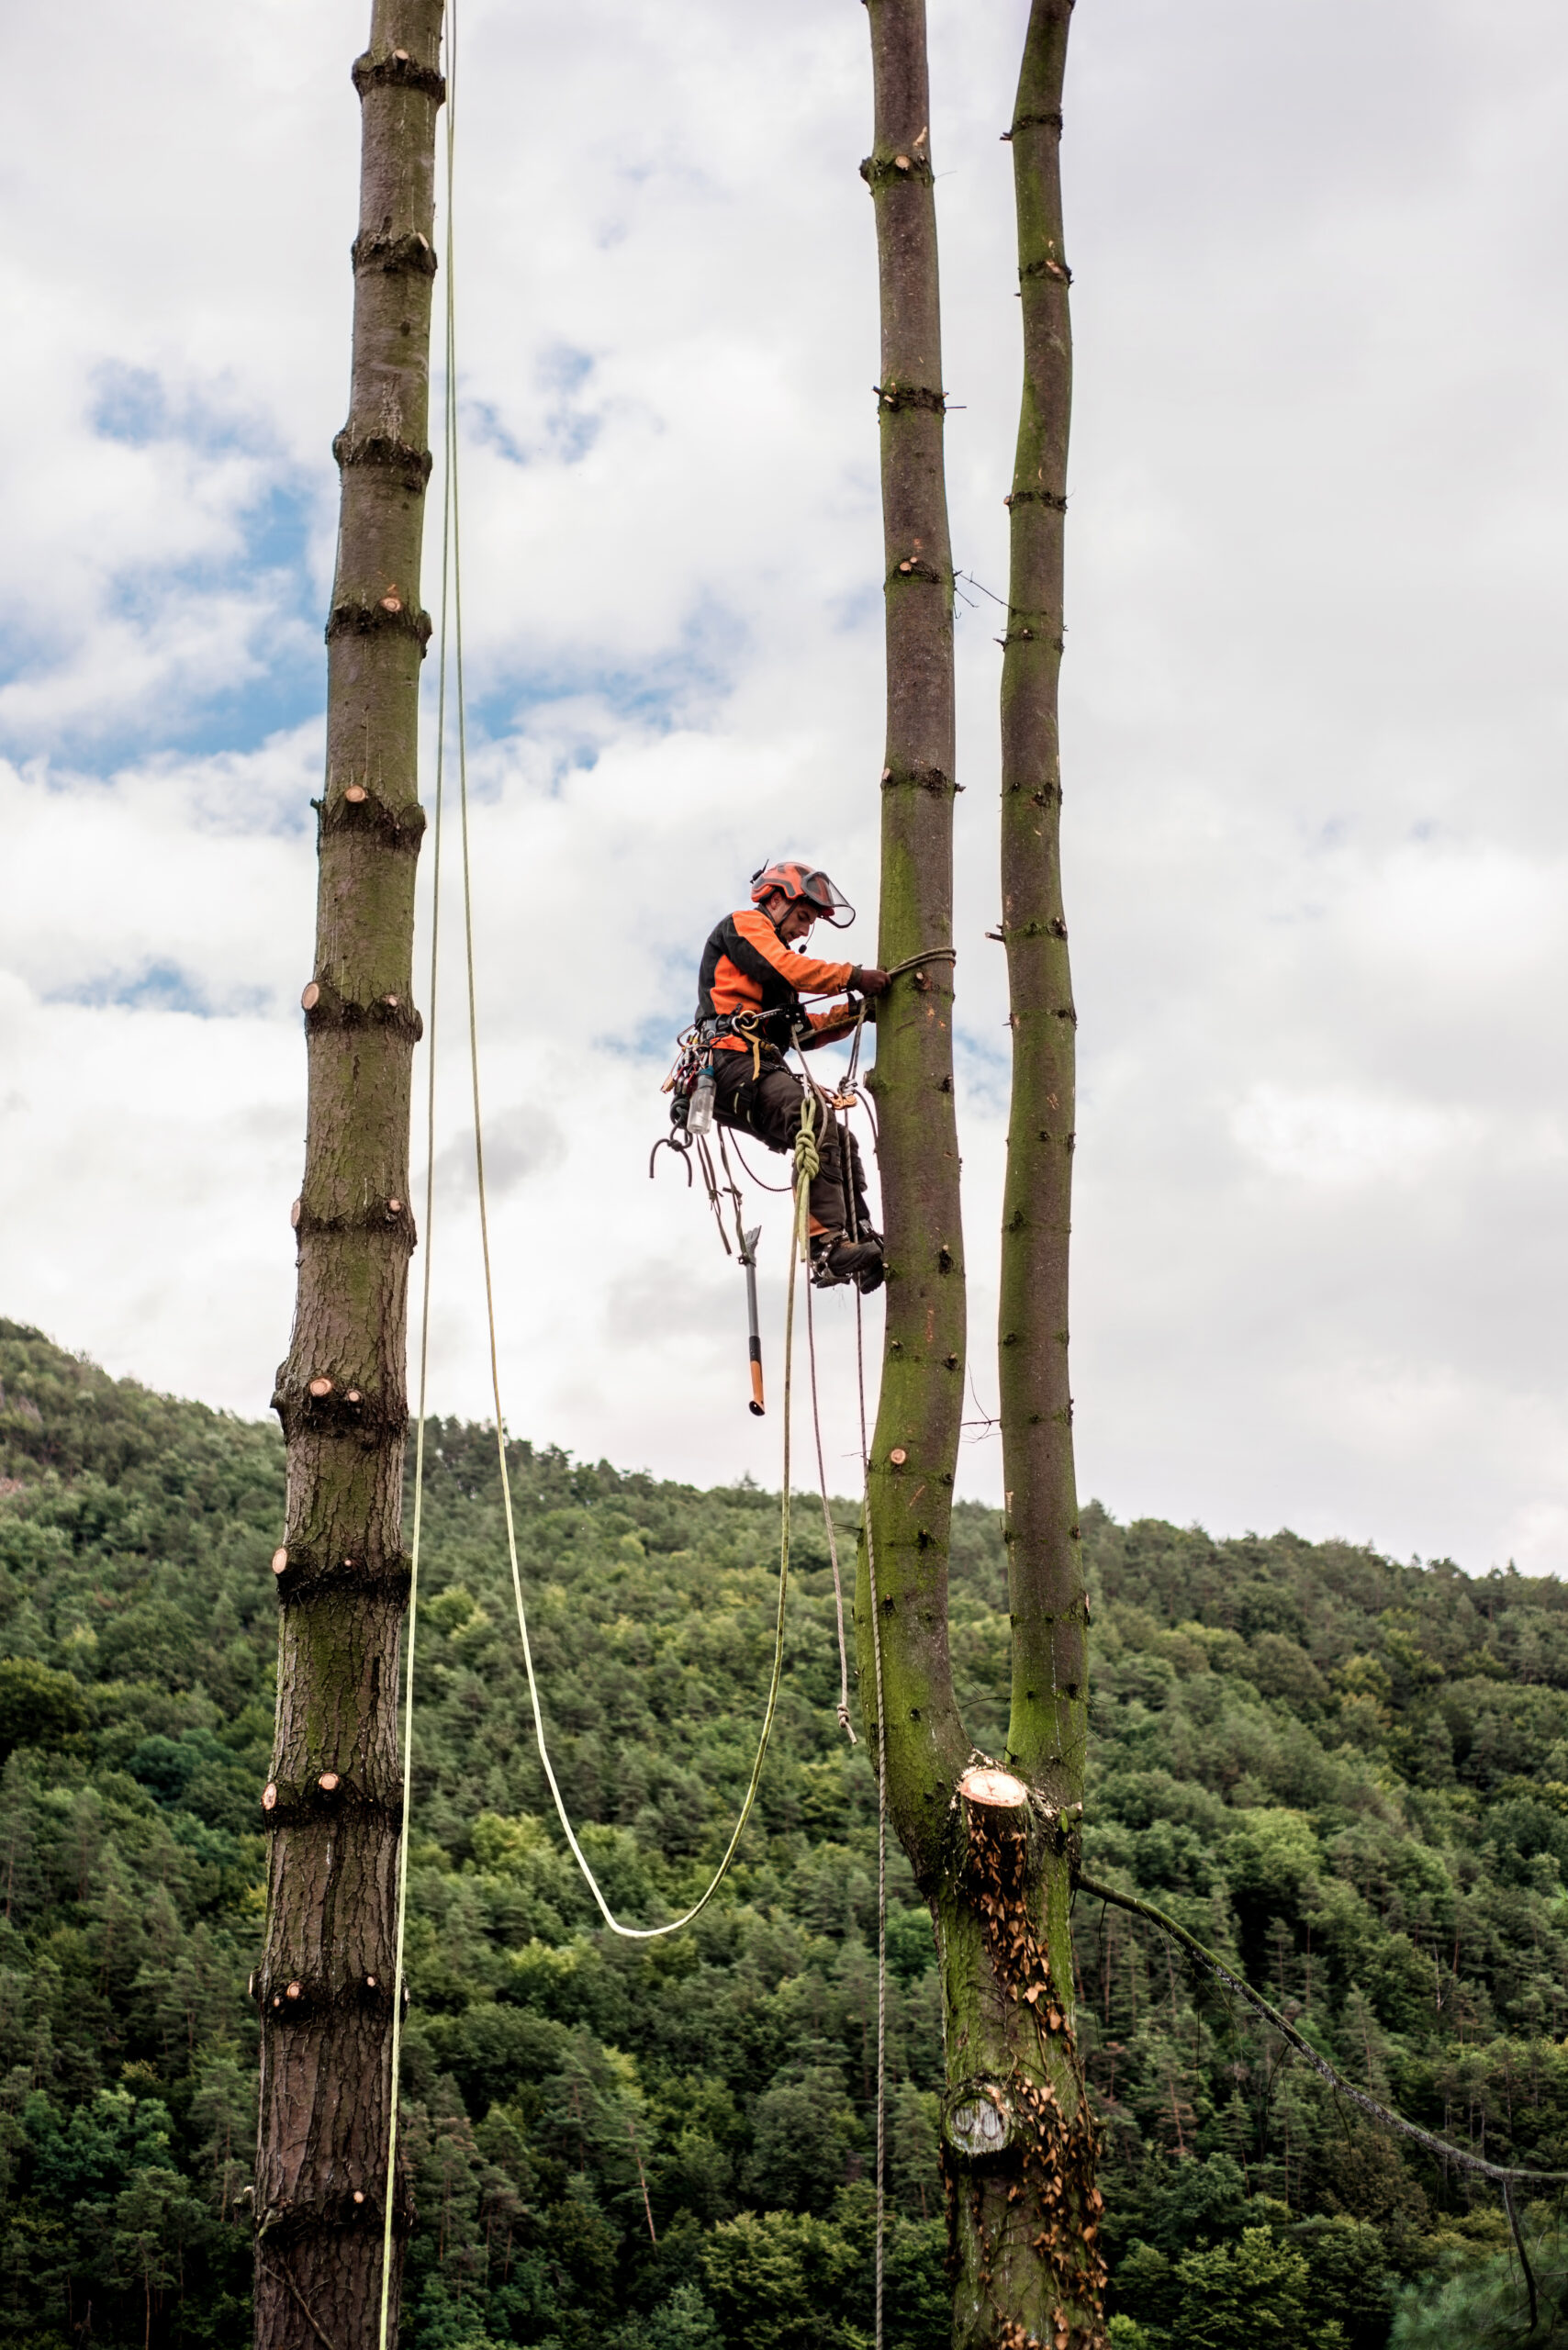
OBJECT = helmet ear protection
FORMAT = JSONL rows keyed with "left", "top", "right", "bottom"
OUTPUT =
{"left": 749, "top": 860, "right": 856, "bottom": 929}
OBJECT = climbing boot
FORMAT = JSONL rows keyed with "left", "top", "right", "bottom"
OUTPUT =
{"left": 810, "top": 1231, "right": 884, "bottom": 1290}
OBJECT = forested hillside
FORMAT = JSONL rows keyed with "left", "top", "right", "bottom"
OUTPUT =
{"left": 1, "top": 1320, "right": 1566, "bottom": 2348}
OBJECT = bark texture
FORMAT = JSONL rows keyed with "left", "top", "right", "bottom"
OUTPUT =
{"left": 938, "top": 1778, "right": 1103, "bottom": 2349}
{"left": 993, "top": 3, "right": 1106, "bottom": 2339}
{"left": 256, "top": 6, "right": 443, "bottom": 2344}
{"left": 857, "top": 0, "right": 970, "bottom": 1885}
{"left": 857, "top": 6, "right": 1104, "bottom": 2344}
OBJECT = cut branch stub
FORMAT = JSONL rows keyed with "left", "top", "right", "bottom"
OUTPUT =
{"left": 332, "top": 429, "right": 433, "bottom": 492}
{"left": 315, "top": 789, "right": 427, "bottom": 849}
{"left": 291, "top": 1199, "right": 416, "bottom": 1248}
{"left": 874, "top": 379, "right": 946, "bottom": 414}
{"left": 324, "top": 595, "right": 433, "bottom": 649}
{"left": 958, "top": 1763, "right": 1029, "bottom": 1810}
{"left": 945, "top": 2082, "right": 1015, "bottom": 2158}
{"left": 266, "top": 1548, "right": 413, "bottom": 1607}
{"left": 300, "top": 979, "right": 424, "bottom": 1042}
{"left": 879, "top": 762, "right": 955, "bottom": 798}
{"left": 258, "top": 1774, "right": 400, "bottom": 1834}
{"left": 349, "top": 229, "right": 438, "bottom": 279}
{"left": 351, "top": 46, "right": 445, "bottom": 100}
{"left": 860, "top": 151, "right": 936, "bottom": 192}
{"left": 274, "top": 1378, "right": 404, "bottom": 1447}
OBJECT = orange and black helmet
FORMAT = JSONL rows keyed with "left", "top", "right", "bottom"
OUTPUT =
{"left": 750, "top": 860, "right": 856, "bottom": 929}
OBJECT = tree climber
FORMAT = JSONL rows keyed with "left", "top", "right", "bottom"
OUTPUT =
{"left": 696, "top": 862, "right": 890, "bottom": 1290}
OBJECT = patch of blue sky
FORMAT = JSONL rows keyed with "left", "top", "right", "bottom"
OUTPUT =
{"left": 43, "top": 961, "right": 273, "bottom": 1019}
{"left": 2, "top": 475, "right": 328, "bottom": 770}
{"left": 458, "top": 346, "right": 602, "bottom": 470}
{"left": 470, "top": 594, "right": 748, "bottom": 755}
{"left": 243, "top": 479, "right": 326, "bottom": 577}
{"left": 547, "top": 405, "right": 602, "bottom": 466}
{"left": 166, "top": 663, "right": 325, "bottom": 771}
{"left": 539, "top": 345, "right": 601, "bottom": 464}
{"left": 538, "top": 346, "right": 594, "bottom": 396}
{"left": 823, "top": 576, "right": 882, "bottom": 639}
{"left": 100, "top": 482, "right": 319, "bottom": 628}
{"left": 955, "top": 1024, "right": 1012, "bottom": 1119}
{"left": 88, "top": 361, "right": 276, "bottom": 459}
{"left": 594, "top": 1008, "right": 688, "bottom": 1062}
{"left": 462, "top": 397, "right": 532, "bottom": 467}
{"left": 52, "top": 362, "right": 325, "bottom": 761}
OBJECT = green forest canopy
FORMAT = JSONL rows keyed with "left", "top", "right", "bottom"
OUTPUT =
{"left": 1, "top": 1320, "right": 1566, "bottom": 2348}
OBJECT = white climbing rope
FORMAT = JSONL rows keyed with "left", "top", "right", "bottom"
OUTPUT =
{"left": 375, "top": 3, "right": 461, "bottom": 2334}
{"left": 376, "top": 13, "right": 890, "bottom": 2335}
{"left": 853, "top": 1159, "right": 889, "bottom": 2350}
{"left": 793, "top": 1029, "right": 890, "bottom": 2350}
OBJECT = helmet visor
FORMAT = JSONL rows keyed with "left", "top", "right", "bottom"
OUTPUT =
{"left": 800, "top": 869, "right": 856, "bottom": 928}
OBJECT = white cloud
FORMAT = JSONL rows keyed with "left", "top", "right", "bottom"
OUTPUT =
{"left": 1229, "top": 1087, "right": 1484, "bottom": 1190}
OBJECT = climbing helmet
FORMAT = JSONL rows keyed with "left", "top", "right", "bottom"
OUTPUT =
{"left": 749, "top": 861, "right": 856, "bottom": 929}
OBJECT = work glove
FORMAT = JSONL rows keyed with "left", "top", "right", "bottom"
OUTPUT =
{"left": 851, "top": 967, "right": 891, "bottom": 997}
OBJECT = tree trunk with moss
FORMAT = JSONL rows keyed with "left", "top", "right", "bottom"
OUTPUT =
{"left": 255, "top": 6, "right": 443, "bottom": 2345}
{"left": 993, "top": 0, "right": 1105, "bottom": 2339}
{"left": 857, "top": 3, "right": 1103, "bottom": 2344}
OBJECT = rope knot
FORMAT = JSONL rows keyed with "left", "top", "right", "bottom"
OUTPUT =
{"left": 794, "top": 1096, "right": 821, "bottom": 1186}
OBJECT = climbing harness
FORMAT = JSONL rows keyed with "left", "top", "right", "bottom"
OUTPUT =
{"left": 654, "top": 996, "right": 883, "bottom": 1410}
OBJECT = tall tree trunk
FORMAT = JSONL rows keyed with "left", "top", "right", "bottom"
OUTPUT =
{"left": 857, "top": 0, "right": 969, "bottom": 1855}
{"left": 995, "top": 1, "right": 1105, "bottom": 2340}
{"left": 255, "top": 7, "right": 443, "bottom": 2346}
{"left": 857, "top": 4, "right": 1104, "bottom": 2345}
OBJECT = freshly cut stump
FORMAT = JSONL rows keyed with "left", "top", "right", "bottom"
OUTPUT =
{"left": 958, "top": 1764, "right": 1028, "bottom": 1808}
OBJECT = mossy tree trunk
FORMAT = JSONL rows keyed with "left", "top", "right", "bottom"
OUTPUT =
{"left": 856, "top": 2, "right": 969, "bottom": 1849}
{"left": 993, "top": 0, "right": 1105, "bottom": 2339}
{"left": 255, "top": 6, "right": 443, "bottom": 2346}
{"left": 857, "top": 3, "right": 1104, "bottom": 2344}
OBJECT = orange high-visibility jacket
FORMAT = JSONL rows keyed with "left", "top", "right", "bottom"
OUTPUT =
{"left": 696, "top": 908, "right": 856, "bottom": 1051}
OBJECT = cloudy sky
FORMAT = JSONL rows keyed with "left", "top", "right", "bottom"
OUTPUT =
{"left": 4, "top": 0, "right": 1567, "bottom": 1572}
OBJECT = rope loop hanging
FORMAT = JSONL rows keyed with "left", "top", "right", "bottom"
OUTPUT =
{"left": 375, "top": 15, "right": 892, "bottom": 2338}
{"left": 368, "top": 0, "right": 810, "bottom": 1979}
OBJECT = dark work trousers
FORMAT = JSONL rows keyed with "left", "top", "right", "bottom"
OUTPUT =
{"left": 711, "top": 1052, "right": 873, "bottom": 1237}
